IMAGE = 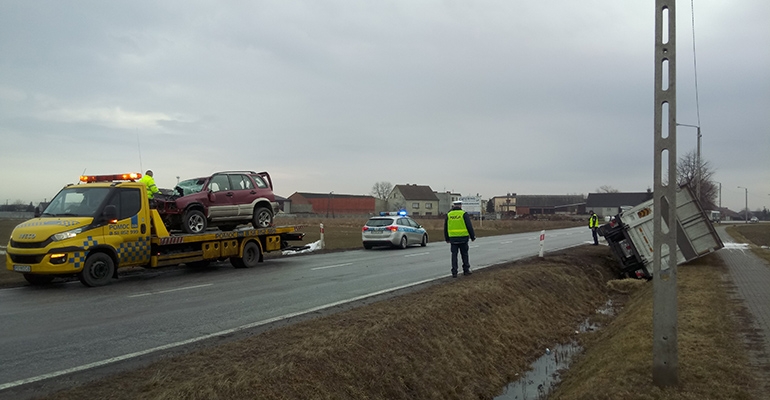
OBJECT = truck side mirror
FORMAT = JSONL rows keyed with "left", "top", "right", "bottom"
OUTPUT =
{"left": 103, "top": 205, "right": 118, "bottom": 223}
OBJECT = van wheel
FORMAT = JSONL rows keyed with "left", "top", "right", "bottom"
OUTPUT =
{"left": 421, "top": 234, "right": 428, "bottom": 247}
{"left": 183, "top": 210, "right": 207, "bottom": 234}
{"left": 252, "top": 207, "right": 273, "bottom": 229}
{"left": 79, "top": 253, "right": 115, "bottom": 287}
{"left": 24, "top": 274, "right": 55, "bottom": 286}
{"left": 232, "top": 241, "right": 261, "bottom": 268}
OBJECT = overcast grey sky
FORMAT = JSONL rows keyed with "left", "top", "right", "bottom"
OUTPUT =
{"left": 1, "top": 1, "right": 768, "bottom": 212}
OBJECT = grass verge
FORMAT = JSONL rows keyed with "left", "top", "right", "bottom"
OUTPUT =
{"left": 551, "top": 253, "right": 760, "bottom": 400}
{"left": 725, "top": 223, "right": 770, "bottom": 265}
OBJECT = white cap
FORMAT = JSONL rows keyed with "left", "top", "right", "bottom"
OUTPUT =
{"left": 452, "top": 200, "right": 462, "bottom": 205}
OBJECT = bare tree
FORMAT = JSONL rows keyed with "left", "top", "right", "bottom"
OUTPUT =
{"left": 371, "top": 181, "right": 393, "bottom": 199}
{"left": 677, "top": 150, "right": 718, "bottom": 210}
{"left": 596, "top": 185, "right": 619, "bottom": 193}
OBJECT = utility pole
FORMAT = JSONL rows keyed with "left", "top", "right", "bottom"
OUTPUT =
{"left": 653, "top": 0, "right": 679, "bottom": 387}
{"left": 738, "top": 186, "right": 748, "bottom": 223}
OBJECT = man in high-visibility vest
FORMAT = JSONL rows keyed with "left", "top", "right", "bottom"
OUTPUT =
{"left": 139, "top": 170, "right": 160, "bottom": 200}
{"left": 588, "top": 210, "right": 600, "bottom": 245}
{"left": 444, "top": 200, "right": 476, "bottom": 278}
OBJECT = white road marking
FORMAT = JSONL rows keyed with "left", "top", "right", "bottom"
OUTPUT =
{"left": 500, "top": 241, "right": 513, "bottom": 244}
{"left": 311, "top": 263, "right": 353, "bottom": 271}
{"left": 128, "top": 284, "right": 213, "bottom": 298}
{"left": 404, "top": 252, "right": 429, "bottom": 258}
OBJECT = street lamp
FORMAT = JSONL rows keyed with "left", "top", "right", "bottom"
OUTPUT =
{"left": 738, "top": 186, "right": 748, "bottom": 223}
{"left": 677, "top": 123, "right": 701, "bottom": 199}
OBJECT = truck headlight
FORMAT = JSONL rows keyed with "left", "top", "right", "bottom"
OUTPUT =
{"left": 52, "top": 228, "right": 83, "bottom": 242}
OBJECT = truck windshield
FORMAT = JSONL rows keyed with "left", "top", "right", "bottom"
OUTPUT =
{"left": 43, "top": 187, "right": 111, "bottom": 218}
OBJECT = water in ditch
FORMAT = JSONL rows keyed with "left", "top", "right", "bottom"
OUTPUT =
{"left": 494, "top": 300, "right": 614, "bottom": 400}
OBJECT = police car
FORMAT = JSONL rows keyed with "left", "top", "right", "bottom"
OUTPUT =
{"left": 362, "top": 211, "right": 428, "bottom": 249}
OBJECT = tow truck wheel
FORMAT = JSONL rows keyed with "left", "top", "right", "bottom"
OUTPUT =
{"left": 79, "top": 253, "right": 115, "bottom": 287}
{"left": 232, "top": 241, "right": 261, "bottom": 269}
{"left": 183, "top": 210, "right": 207, "bottom": 234}
{"left": 23, "top": 274, "right": 55, "bottom": 286}
{"left": 252, "top": 207, "right": 273, "bottom": 229}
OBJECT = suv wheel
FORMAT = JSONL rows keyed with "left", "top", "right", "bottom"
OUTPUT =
{"left": 183, "top": 210, "right": 207, "bottom": 234}
{"left": 252, "top": 206, "right": 273, "bottom": 229}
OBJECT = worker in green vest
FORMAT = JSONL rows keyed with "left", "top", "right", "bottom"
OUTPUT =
{"left": 589, "top": 210, "right": 600, "bottom": 245}
{"left": 139, "top": 170, "right": 160, "bottom": 200}
{"left": 444, "top": 200, "right": 476, "bottom": 278}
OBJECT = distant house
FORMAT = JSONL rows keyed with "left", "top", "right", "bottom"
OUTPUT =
{"left": 389, "top": 184, "right": 439, "bottom": 216}
{"left": 433, "top": 191, "right": 462, "bottom": 215}
{"left": 287, "top": 192, "right": 378, "bottom": 216}
{"left": 515, "top": 195, "right": 585, "bottom": 216}
{"left": 585, "top": 191, "right": 653, "bottom": 218}
{"left": 489, "top": 194, "right": 518, "bottom": 216}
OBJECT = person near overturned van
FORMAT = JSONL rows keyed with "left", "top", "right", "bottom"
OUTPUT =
{"left": 444, "top": 200, "right": 476, "bottom": 278}
{"left": 588, "top": 210, "right": 600, "bottom": 245}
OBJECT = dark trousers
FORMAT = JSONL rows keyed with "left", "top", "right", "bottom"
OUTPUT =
{"left": 450, "top": 241, "right": 470, "bottom": 274}
{"left": 591, "top": 228, "right": 599, "bottom": 245}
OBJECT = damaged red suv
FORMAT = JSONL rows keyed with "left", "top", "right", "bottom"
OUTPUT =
{"left": 155, "top": 171, "right": 279, "bottom": 234}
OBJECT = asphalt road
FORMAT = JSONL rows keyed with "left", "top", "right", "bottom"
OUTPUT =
{"left": 0, "top": 226, "right": 589, "bottom": 393}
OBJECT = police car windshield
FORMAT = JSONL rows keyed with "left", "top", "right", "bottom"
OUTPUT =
{"left": 44, "top": 187, "right": 111, "bottom": 217}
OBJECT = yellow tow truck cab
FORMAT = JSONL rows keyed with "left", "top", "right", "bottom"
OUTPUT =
{"left": 5, "top": 173, "right": 305, "bottom": 287}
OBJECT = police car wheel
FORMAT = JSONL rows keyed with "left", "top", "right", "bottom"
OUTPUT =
{"left": 398, "top": 236, "right": 408, "bottom": 249}
{"left": 183, "top": 210, "right": 207, "bottom": 234}
{"left": 421, "top": 234, "right": 428, "bottom": 247}
{"left": 363, "top": 243, "right": 373, "bottom": 250}
{"left": 79, "top": 253, "right": 115, "bottom": 287}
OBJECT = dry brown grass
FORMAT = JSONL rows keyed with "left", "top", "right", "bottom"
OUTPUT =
{"left": 277, "top": 216, "right": 583, "bottom": 253}
{"left": 551, "top": 253, "right": 760, "bottom": 400}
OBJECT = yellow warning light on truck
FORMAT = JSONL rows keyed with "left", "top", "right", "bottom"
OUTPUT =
{"left": 79, "top": 173, "right": 142, "bottom": 183}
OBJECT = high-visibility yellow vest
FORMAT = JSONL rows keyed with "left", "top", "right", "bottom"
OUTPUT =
{"left": 447, "top": 209, "right": 470, "bottom": 237}
{"left": 139, "top": 175, "right": 159, "bottom": 199}
{"left": 589, "top": 214, "right": 599, "bottom": 228}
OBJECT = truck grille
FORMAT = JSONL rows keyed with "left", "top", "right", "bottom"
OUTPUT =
{"left": 10, "top": 239, "right": 52, "bottom": 249}
{"left": 9, "top": 254, "right": 45, "bottom": 264}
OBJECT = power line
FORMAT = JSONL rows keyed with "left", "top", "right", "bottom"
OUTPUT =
{"left": 690, "top": 0, "right": 701, "bottom": 127}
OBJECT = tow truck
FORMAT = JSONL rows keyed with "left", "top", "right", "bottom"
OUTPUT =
{"left": 4, "top": 173, "right": 306, "bottom": 287}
